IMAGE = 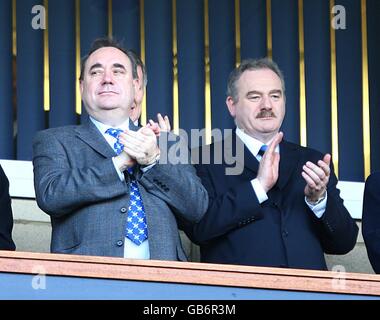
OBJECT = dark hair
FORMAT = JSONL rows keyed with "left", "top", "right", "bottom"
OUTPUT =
{"left": 79, "top": 37, "right": 138, "bottom": 81}
{"left": 226, "top": 58, "right": 286, "bottom": 102}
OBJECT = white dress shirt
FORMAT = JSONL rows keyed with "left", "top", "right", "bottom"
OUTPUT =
{"left": 235, "top": 128, "right": 327, "bottom": 218}
{"left": 90, "top": 117, "right": 150, "bottom": 259}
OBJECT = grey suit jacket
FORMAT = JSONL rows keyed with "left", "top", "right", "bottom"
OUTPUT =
{"left": 32, "top": 118, "right": 208, "bottom": 261}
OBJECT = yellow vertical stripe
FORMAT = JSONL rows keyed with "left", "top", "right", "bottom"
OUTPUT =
{"left": 172, "top": 0, "right": 179, "bottom": 134}
{"left": 204, "top": 0, "right": 212, "bottom": 145}
{"left": 12, "top": 0, "right": 16, "bottom": 56}
{"left": 43, "top": 0, "right": 50, "bottom": 112}
{"left": 266, "top": 0, "right": 272, "bottom": 58}
{"left": 298, "top": 0, "right": 306, "bottom": 146}
{"left": 75, "top": 0, "right": 81, "bottom": 115}
{"left": 108, "top": 0, "right": 113, "bottom": 38}
{"left": 361, "top": 0, "right": 371, "bottom": 179}
{"left": 235, "top": 0, "right": 241, "bottom": 67}
{"left": 140, "top": 0, "right": 147, "bottom": 126}
{"left": 330, "top": 0, "right": 339, "bottom": 177}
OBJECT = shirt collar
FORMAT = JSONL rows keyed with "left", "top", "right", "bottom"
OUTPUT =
{"left": 235, "top": 127, "right": 279, "bottom": 158}
{"left": 90, "top": 116, "right": 130, "bottom": 135}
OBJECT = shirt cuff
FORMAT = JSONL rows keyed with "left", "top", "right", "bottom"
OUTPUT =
{"left": 305, "top": 194, "right": 328, "bottom": 219}
{"left": 112, "top": 157, "right": 125, "bottom": 181}
{"left": 251, "top": 178, "right": 268, "bottom": 204}
{"left": 140, "top": 162, "right": 157, "bottom": 173}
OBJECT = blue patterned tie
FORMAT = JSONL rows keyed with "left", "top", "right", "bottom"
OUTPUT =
{"left": 105, "top": 128, "right": 124, "bottom": 155}
{"left": 257, "top": 144, "right": 268, "bottom": 158}
{"left": 105, "top": 128, "right": 148, "bottom": 245}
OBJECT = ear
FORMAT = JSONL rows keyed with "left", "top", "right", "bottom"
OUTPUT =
{"left": 226, "top": 96, "right": 236, "bottom": 117}
{"left": 79, "top": 80, "right": 84, "bottom": 95}
{"left": 133, "top": 78, "right": 144, "bottom": 104}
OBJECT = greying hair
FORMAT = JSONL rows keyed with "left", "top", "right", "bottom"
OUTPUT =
{"left": 79, "top": 37, "right": 139, "bottom": 81}
{"left": 226, "top": 58, "right": 285, "bottom": 102}
{"left": 127, "top": 49, "right": 148, "bottom": 87}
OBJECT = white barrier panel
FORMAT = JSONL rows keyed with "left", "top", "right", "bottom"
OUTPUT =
{"left": 0, "top": 159, "right": 35, "bottom": 198}
{"left": 0, "top": 159, "right": 365, "bottom": 219}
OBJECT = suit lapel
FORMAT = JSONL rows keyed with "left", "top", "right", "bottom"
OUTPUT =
{"left": 75, "top": 118, "right": 116, "bottom": 158}
{"left": 224, "top": 130, "right": 259, "bottom": 175}
{"left": 277, "top": 140, "right": 300, "bottom": 190}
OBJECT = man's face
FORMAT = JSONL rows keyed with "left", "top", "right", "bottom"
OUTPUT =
{"left": 226, "top": 68, "right": 285, "bottom": 142}
{"left": 129, "top": 65, "right": 144, "bottom": 123}
{"left": 80, "top": 46, "right": 138, "bottom": 125}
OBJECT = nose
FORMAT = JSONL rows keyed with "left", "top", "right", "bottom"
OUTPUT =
{"left": 260, "top": 95, "right": 272, "bottom": 110}
{"left": 101, "top": 69, "right": 114, "bottom": 85}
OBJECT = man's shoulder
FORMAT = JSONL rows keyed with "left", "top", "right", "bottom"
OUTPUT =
{"left": 34, "top": 125, "right": 82, "bottom": 142}
{"left": 365, "top": 172, "right": 380, "bottom": 187}
{"left": 283, "top": 140, "right": 324, "bottom": 158}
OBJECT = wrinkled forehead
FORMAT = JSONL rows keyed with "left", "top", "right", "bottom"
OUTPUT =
{"left": 85, "top": 46, "right": 132, "bottom": 71}
{"left": 238, "top": 69, "right": 283, "bottom": 93}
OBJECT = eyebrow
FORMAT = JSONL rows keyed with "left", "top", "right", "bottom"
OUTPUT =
{"left": 246, "top": 89, "right": 282, "bottom": 96}
{"left": 88, "top": 63, "right": 127, "bottom": 73}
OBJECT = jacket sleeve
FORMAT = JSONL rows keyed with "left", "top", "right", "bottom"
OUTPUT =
{"left": 33, "top": 130, "right": 128, "bottom": 218}
{"left": 180, "top": 164, "right": 264, "bottom": 244}
{"left": 138, "top": 133, "right": 208, "bottom": 224}
{"left": 312, "top": 164, "right": 359, "bottom": 255}
{"left": 362, "top": 173, "right": 380, "bottom": 273}
{"left": 0, "top": 165, "right": 16, "bottom": 250}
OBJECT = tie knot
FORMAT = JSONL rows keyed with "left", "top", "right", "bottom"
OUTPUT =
{"left": 105, "top": 128, "right": 123, "bottom": 139}
{"left": 258, "top": 144, "right": 268, "bottom": 157}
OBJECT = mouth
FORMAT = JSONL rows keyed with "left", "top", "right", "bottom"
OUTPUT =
{"left": 98, "top": 91, "right": 118, "bottom": 96}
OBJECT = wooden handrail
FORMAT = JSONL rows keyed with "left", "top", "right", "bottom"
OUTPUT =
{"left": 1, "top": 250, "right": 380, "bottom": 296}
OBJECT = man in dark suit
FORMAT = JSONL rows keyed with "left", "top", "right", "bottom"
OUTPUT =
{"left": 183, "top": 58, "right": 358, "bottom": 270}
{"left": 33, "top": 38, "right": 208, "bottom": 260}
{"left": 362, "top": 172, "right": 380, "bottom": 273}
{"left": 0, "top": 165, "right": 16, "bottom": 250}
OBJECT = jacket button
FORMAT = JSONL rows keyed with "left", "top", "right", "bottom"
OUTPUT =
{"left": 116, "top": 240, "right": 123, "bottom": 246}
{"left": 282, "top": 230, "right": 289, "bottom": 237}
{"left": 120, "top": 207, "right": 127, "bottom": 213}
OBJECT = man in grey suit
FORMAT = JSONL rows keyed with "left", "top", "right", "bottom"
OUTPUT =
{"left": 33, "top": 38, "right": 208, "bottom": 261}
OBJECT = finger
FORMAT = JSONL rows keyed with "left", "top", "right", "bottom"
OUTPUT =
{"left": 120, "top": 135, "right": 146, "bottom": 151}
{"left": 303, "top": 164, "right": 324, "bottom": 184}
{"left": 305, "top": 161, "right": 326, "bottom": 180}
{"left": 120, "top": 131, "right": 145, "bottom": 144}
{"left": 301, "top": 171, "right": 317, "bottom": 189}
{"left": 164, "top": 116, "right": 171, "bottom": 131}
{"left": 268, "top": 132, "right": 283, "bottom": 154}
{"left": 119, "top": 138, "right": 144, "bottom": 153}
{"left": 317, "top": 159, "right": 331, "bottom": 177}
{"left": 123, "top": 146, "right": 145, "bottom": 159}
{"left": 323, "top": 153, "right": 331, "bottom": 166}
{"left": 262, "top": 132, "right": 283, "bottom": 161}
{"left": 157, "top": 113, "right": 166, "bottom": 128}
{"left": 302, "top": 168, "right": 326, "bottom": 192}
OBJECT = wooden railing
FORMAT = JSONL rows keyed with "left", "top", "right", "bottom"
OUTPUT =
{"left": 1, "top": 251, "right": 380, "bottom": 299}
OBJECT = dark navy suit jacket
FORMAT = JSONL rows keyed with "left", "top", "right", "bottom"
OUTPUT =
{"left": 362, "top": 172, "right": 380, "bottom": 273}
{"left": 183, "top": 132, "right": 358, "bottom": 270}
{"left": 0, "top": 165, "right": 15, "bottom": 251}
